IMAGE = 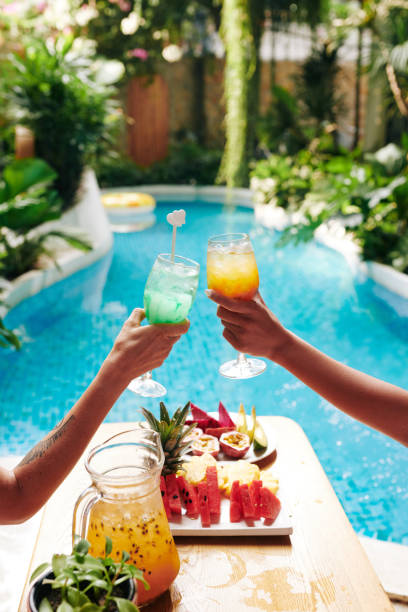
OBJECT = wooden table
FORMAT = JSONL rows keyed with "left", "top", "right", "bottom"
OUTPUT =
{"left": 19, "top": 417, "right": 393, "bottom": 611}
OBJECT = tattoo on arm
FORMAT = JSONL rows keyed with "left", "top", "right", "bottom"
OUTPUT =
{"left": 18, "top": 415, "right": 75, "bottom": 467}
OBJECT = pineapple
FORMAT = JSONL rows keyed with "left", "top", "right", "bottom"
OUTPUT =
{"left": 141, "top": 401, "right": 196, "bottom": 476}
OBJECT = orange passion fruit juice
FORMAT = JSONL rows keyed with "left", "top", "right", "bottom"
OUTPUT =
{"left": 86, "top": 487, "right": 179, "bottom": 606}
{"left": 207, "top": 249, "right": 259, "bottom": 299}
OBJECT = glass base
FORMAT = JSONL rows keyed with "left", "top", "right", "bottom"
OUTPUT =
{"left": 219, "top": 354, "right": 266, "bottom": 380}
{"left": 127, "top": 373, "right": 167, "bottom": 397}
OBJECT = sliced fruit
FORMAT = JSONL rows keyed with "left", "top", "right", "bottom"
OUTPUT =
{"left": 236, "top": 403, "right": 248, "bottom": 435}
{"left": 204, "top": 426, "right": 235, "bottom": 438}
{"left": 190, "top": 402, "right": 220, "bottom": 428}
{"left": 260, "top": 471, "right": 279, "bottom": 495}
{"left": 229, "top": 480, "right": 242, "bottom": 523}
{"left": 185, "top": 418, "right": 210, "bottom": 430}
{"left": 179, "top": 453, "right": 218, "bottom": 485}
{"left": 230, "top": 480, "right": 241, "bottom": 503}
{"left": 218, "top": 460, "right": 261, "bottom": 496}
{"left": 249, "top": 479, "right": 262, "bottom": 520}
{"left": 253, "top": 419, "right": 268, "bottom": 451}
{"left": 248, "top": 406, "right": 256, "bottom": 443}
{"left": 191, "top": 434, "right": 220, "bottom": 458}
{"left": 230, "top": 500, "right": 242, "bottom": 523}
{"left": 219, "top": 431, "right": 250, "bottom": 458}
{"left": 259, "top": 487, "right": 281, "bottom": 522}
{"left": 218, "top": 401, "right": 236, "bottom": 428}
{"left": 177, "top": 475, "right": 199, "bottom": 518}
{"left": 240, "top": 484, "right": 255, "bottom": 521}
{"left": 197, "top": 481, "right": 211, "bottom": 527}
{"left": 183, "top": 425, "right": 203, "bottom": 443}
{"left": 165, "top": 473, "right": 182, "bottom": 515}
{"left": 160, "top": 475, "right": 172, "bottom": 519}
{"left": 205, "top": 466, "right": 221, "bottom": 520}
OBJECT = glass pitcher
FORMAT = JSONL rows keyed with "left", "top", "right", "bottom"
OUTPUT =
{"left": 72, "top": 427, "right": 180, "bottom": 607}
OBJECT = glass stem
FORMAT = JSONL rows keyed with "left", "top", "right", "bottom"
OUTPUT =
{"left": 140, "top": 371, "right": 152, "bottom": 381}
{"left": 237, "top": 352, "right": 248, "bottom": 365}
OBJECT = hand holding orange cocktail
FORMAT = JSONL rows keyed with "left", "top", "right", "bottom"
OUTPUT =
{"left": 207, "top": 233, "right": 266, "bottom": 379}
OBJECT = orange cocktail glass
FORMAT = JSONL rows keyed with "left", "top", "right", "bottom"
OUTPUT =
{"left": 73, "top": 428, "right": 179, "bottom": 607}
{"left": 207, "top": 233, "right": 266, "bottom": 379}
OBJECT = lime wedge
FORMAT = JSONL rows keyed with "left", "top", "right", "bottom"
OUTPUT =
{"left": 253, "top": 419, "right": 268, "bottom": 451}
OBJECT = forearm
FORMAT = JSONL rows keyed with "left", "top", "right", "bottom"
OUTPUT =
{"left": 275, "top": 331, "right": 408, "bottom": 446}
{"left": 3, "top": 358, "right": 127, "bottom": 523}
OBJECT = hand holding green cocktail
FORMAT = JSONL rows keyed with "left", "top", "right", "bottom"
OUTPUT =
{"left": 128, "top": 210, "right": 200, "bottom": 397}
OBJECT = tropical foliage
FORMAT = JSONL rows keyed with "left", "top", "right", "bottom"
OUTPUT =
{"left": 1, "top": 34, "right": 121, "bottom": 210}
{"left": 251, "top": 139, "right": 408, "bottom": 273}
{"left": 0, "top": 158, "right": 91, "bottom": 282}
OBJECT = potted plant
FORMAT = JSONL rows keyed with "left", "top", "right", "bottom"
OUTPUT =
{"left": 28, "top": 537, "right": 149, "bottom": 612}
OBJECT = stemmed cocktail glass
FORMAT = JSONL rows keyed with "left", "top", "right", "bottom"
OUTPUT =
{"left": 128, "top": 253, "right": 200, "bottom": 397}
{"left": 207, "top": 233, "right": 266, "bottom": 379}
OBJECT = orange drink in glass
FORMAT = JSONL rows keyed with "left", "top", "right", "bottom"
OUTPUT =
{"left": 207, "top": 233, "right": 266, "bottom": 379}
{"left": 73, "top": 428, "right": 180, "bottom": 607}
{"left": 86, "top": 487, "right": 179, "bottom": 605}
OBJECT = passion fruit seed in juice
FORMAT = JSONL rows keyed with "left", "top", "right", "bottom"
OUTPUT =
{"left": 207, "top": 250, "right": 259, "bottom": 299}
{"left": 86, "top": 498, "right": 180, "bottom": 606}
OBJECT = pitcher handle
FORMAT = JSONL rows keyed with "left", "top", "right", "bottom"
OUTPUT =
{"left": 72, "top": 486, "right": 100, "bottom": 547}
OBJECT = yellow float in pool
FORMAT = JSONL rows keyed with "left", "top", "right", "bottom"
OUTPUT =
{"left": 101, "top": 192, "right": 156, "bottom": 209}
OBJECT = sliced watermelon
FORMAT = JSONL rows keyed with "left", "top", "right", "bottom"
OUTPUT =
{"left": 197, "top": 481, "right": 211, "bottom": 527}
{"left": 240, "top": 484, "right": 255, "bottom": 521}
{"left": 165, "top": 474, "right": 182, "bottom": 515}
{"left": 230, "top": 480, "right": 242, "bottom": 522}
{"left": 205, "top": 426, "right": 235, "bottom": 438}
{"left": 190, "top": 403, "right": 220, "bottom": 428}
{"left": 249, "top": 480, "right": 262, "bottom": 520}
{"left": 205, "top": 466, "right": 221, "bottom": 520}
{"left": 218, "top": 401, "right": 236, "bottom": 428}
{"left": 230, "top": 500, "right": 242, "bottom": 523}
{"left": 160, "top": 476, "right": 172, "bottom": 519}
{"left": 177, "top": 475, "right": 199, "bottom": 518}
{"left": 259, "top": 487, "right": 281, "bottom": 522}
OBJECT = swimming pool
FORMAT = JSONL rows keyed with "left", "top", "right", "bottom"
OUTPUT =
{"left": 1, "top": 200, "right": 407, "bottom": 544}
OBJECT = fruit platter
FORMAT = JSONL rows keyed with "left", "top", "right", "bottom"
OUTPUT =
{"left": 142, "top": 402, "right": 293, "bottom": 536}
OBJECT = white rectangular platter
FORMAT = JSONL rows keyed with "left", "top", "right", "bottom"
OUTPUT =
{"left": 169, "top": 498, "right": 293, "bottom": 537}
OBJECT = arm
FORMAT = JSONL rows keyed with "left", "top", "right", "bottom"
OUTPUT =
{"left": 207, "top": 290, "right": 408, "bottom": 446}
{"left": 0, "top": 309, "right": 189, "bottom": 524}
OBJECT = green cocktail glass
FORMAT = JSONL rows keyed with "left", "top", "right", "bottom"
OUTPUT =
{"left": 128, "top": 253, "right": 200, "bottom": 397}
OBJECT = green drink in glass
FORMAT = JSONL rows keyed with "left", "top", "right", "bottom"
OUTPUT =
{"left": 128, "top": 253, "right": 200, "bottom": 397}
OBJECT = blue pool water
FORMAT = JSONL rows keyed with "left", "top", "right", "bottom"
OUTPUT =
{"left": 1, "top": 201, "right": 407, "bottom": 544}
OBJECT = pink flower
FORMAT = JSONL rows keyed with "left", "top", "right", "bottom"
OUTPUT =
{"left": 4, "top": 2, "right": 21, "bottom": 15}
{"left": 35, "top": 1, "right": 47, "bottom": 13}
{"left": 118, "top": 0, "right": 131, "bottom": 10}
{"left": 128, "top": 48, "right": 148, "bottom": 61}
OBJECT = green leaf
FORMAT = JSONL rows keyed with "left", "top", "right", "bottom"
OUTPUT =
{"left": 112, "top": 597, "right": 139, "bottom": 612}
{"left": 56, "top": 601, "right": 74, "bottom": 612}
{"left": 2, "top": 159, "right": 57, "bottom": 201}
{"left": 122, "top": 550, "right": 130, "bottom": 562}
{"left": 160, "top": 402, "right": 170, "bottom": 425}
{"left": 66, "top": 587, "right": 90, "bottom": 606}
{"left": 30, "top": 563, "right": 50, "bottom": 583}
{"left": 74, "top": 539, "right": 90, "bottom": 556}
{"left": 39, "top": 599, "right": 53, "bottom": 612}
{"left": 105, "top": 536, "right": 112, "bottom": 556}
{"left": 47, "top": 230, "right": 92, "bottom": 252}
{"left": 52, "top": 554, "right": 68, "bottom": 577}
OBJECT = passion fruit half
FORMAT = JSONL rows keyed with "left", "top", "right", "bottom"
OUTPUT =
{"left": 191, "top": 434, "right": 220, "bottom": 458}
{"left": 219, "top": 431, "right": 250, "bottom": 458}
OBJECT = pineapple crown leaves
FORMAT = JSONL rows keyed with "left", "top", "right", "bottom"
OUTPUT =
{"left": 141, "top": 401, "right": 197, "bottom": 473}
